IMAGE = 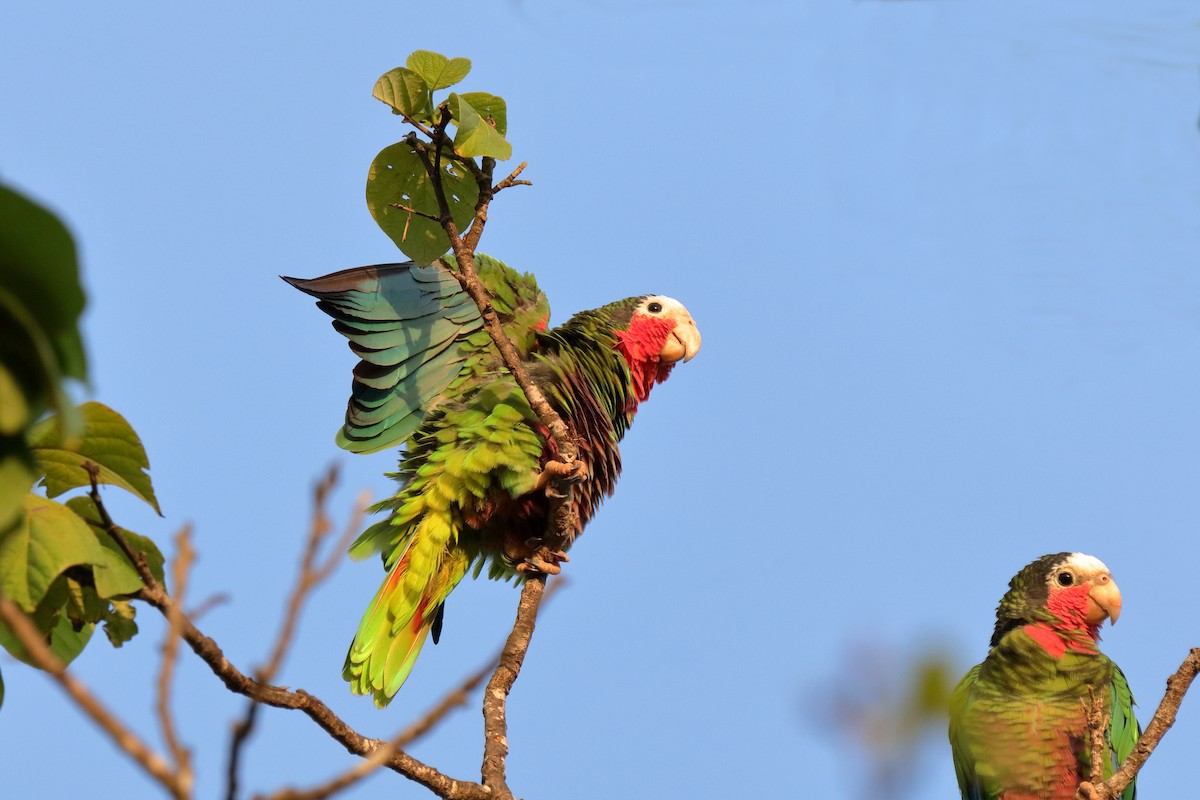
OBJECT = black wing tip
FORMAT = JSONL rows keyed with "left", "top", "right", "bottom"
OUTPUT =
{"left": 281, "top": 274, "right": 320, "bottom": 297}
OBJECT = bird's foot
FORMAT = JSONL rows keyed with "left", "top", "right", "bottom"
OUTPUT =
{"left": 515, "top": 546, "right": 570, "bottom": 576}
{"left": 1076, "top": 782, "right": 1105, "bottom": 800}
{"left": 536, "top": 460, "right": 586, "bottom": 498}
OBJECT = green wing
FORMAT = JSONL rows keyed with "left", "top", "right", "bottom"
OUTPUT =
{"left": 948, "top": 664, "right": 992, "bottom": 800}
{"left": 285, "top": 254, "right": 547, "bottom": 454}
{"left": 1107, "top": 662, "right": 1139, "bottom": 800}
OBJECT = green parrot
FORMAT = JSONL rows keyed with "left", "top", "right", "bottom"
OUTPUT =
{"left": 286, "top": 254, "right": 700, "bottom": 706}
{"left": 949, "top": 552, "right": 1139, "bottom": 800}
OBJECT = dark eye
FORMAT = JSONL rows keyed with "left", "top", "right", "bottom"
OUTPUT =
{"left": 647, "top": 302, "right": 663, "bottom": 313}
{"left": 1057, "top": 572, "right": 1074, "bottom": 587}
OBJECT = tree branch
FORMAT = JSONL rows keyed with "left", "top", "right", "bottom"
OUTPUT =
{"left": 0, "top": 593, "right": 190, "bottom": 799}
{"left": 74, "top": 475, "right": 484, "bottom": 800}
{"left": 225, "top": 466, "right": 367, "bottom": 800}
{"left": 158, "top": 526, "right": 196, "bottom": 797}
{"left": 480, "top": 575, "right": 546, "bottom": 796}
{"left": 1078, "top": 648, "right": 1200, "bottom": 799}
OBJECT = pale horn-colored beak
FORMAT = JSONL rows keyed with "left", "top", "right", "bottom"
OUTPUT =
{"left": 1086, "top": 575, "right": 1122, "bottom": 626}
{"left": 661, "top": 315, "right": 701, "bottom": 364}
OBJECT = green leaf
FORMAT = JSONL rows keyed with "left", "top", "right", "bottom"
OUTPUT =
{"left": 29, "top": 401, "right": 161, "bottom": 514}
{"left": 0, "top": 448, "right": 33, "bottom": 535}
{"left": 365, "top": 141, "right": 480, "bottom": 265}
{"left": 0, "top": 184, "right": 87, "bottom": 386}
{"left": 373, "top": 67, "right": 433, "bottom": 121}
{"left": 0, "top": 664, "right": 5, "bottom": 711}
{"left": 0, "top": 362, "right": 30, "bottom": 436}
{"left": 67, "top": 495, "right": 165, "bottom": 596}
{"left": 448, "top": 94, "right": 512, "bottom": 160}
{"left": 0, "top": 590, "right": 94, "bottom": 668}
{"left": 101, "top": 598, "right": 137, "bottom": 647}
{"left": 406, "top": 50, "right": 471, "bottom": 91}
{"left": 455, "top": 92, "right": 508, "bottom": 137}
{"left": 0, "top": 494, "right": 107, "bottom": 610}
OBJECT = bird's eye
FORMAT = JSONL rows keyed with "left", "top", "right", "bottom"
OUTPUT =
{"left": 1057, "top": 572, "right": 1074, "bottom": 587}
{"left": 647, "top": 302, "right": 663, "bottom": 313}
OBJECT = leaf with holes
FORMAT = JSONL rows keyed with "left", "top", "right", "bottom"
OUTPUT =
{"left": 28, "top": 401, "right": 160, "bottom": 514}
{"left": 406, "top": 50, "right": 471, "bottom": 91}
{"left": 366, "top": 140, "right": 479, "bottom": 264}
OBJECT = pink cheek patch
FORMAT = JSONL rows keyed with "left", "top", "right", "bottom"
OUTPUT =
{"left": 615, "top": 316, "right": 677, "bottom": 404}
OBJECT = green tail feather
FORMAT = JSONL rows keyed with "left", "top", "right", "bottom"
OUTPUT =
{"left": 343, "top": 544, "right": 468, "bottom": 707}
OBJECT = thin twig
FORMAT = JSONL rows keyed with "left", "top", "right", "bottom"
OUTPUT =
{"left": 225, "top": 466, "right": 367, "bottom": 800}
{"left": 85, "top": 462, "right": 157, "bottom": 587}
{"left": 254, "top": 580, "right": 568, "bottom": 800}
{"left": 0, "top": 594, "right": 189, "bottom": 798}
{"left": 78, "top": 477, "right": 485, "bottom": 799}
{"left": 187, "top": 593, "right": 231, "bottom": 621}
{"left": 1078, "top": 648, "right": 1200, "bottom": 799}
{"left": 158, "top": 525, "right": 197, "bottom": 798}
{"left": 387, "top": 203, "right": 441, "bottom": 222}
{"left": 492, "top": 162, "right": 532, "bottom": 193}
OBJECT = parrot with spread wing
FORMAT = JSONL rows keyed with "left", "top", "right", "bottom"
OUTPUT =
{"left": 949, "top": 552, "right": 1139, "bottom": 800}
{"left": 286, "top": 254, "right": 700, "bottom": 706}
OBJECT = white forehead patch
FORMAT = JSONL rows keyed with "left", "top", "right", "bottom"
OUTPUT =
{"left": 641, "top": 295, "right": 689, "bottom": 316}
{"left": 1064, "top": 553, "right": 1109, "bottom": 574}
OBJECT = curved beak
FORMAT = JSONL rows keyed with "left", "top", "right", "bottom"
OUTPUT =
{"left": 1086, "top": 575, "right": 1122, "bottom": 626}
{"left": 660, "top": 314, "right": 701, "bottom": 364}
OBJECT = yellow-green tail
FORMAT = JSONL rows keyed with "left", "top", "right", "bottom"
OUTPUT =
{"left": 343, "top": 544, "right": 468, "bottom": 707}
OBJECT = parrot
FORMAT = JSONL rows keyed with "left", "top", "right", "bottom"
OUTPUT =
{"left": 949, "top": 552, "right": 1139, "bottom": 800}
{"left": 285, "top": 254, "right": 700, "bottom": 706}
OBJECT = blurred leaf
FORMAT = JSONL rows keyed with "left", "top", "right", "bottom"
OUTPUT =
{"left": 366, "top": 140, "right": 479, "bottom": 264}
{"left": 406, "top": 50, "right": 471, "bottom": 91}
{"left": 0, "top": 450, "right": 34, "bottom": 536}
{"left": 0, "top": 184, "right": 88, "bottom": 538}
{"left": 454, "top": 92, "right": 507, "bottom": 137}
{"left": 0, "top": 573, "right": 95, "bottom": 667}
{"left": 373, "top": 66, "right": 432, "bottom": 122}
{"left": 0, "top": 664, "right": 4, "bottom": 711}
{"left": 0, "top": 494, "right": 106, "bottom": 611}
{"left": 0, "top": 184, "right": 87, "bottom": 385}
{"left": 101, "top": 598, "right": 137, "bottom": 647}
{"left": 67, "top": 495, "right": 165, "bottom": 595}
{"left": 0, "top": 363, "right": 30, "bottom": 436}
{"left": 448, "top": 93, "right": 512, "bottom": 160}
{"left": 29, "top": 401, "right": 161, "bottom": 515}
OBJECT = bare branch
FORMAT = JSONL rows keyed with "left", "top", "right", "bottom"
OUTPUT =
{"left": 259, "top": 578, "right": 569, "bottom": 800}
{"left": 492, "top": 162, "right": 532, "bottom": 193}
{"left": 481, "top": 576, "right": 547, "bottom": 796}
{"left": 1078, "top": 648, "right": 1200, "bottom": 799}
{"left": 1112, "top": 648, "right": 1196, "bottom": 798}
{"left": 226, "top": 466, "right": 368, "bottom": 800}
{"left": 0, "top": 594, "right": 189, "bottom": 798}
{"left": 158, "top": 526, "right": 197, "bottom": 797}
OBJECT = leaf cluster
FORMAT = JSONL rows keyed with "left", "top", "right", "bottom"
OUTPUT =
{"left": 0, "top": 185, "right": 164, "bottom": 708}
{"left": 366, "top": 50, "right": 513, "bottom": 265}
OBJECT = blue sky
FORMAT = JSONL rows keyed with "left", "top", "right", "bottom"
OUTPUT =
{"left": 3, "top": 1, "right": 1198, "bottom": 798}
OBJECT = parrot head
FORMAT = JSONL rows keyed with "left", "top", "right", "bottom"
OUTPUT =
{"left": 603, "top": 294, "right": 701, "bottom": 405}
{"left": 990, "top": 552, "right": 1122, "bottom": 647}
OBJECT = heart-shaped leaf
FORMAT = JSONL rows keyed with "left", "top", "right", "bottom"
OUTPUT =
{"left": 406, "top": 50, "right": 471, "bottom": 91}
{"left": 366, "top": 141, "right": 480, "bottom": 264}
